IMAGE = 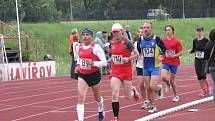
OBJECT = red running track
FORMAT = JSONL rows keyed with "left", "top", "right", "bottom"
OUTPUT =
{"left": 0, "top": 65, "right": 214, "bottom": 121}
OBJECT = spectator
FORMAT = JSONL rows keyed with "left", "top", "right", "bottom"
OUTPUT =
{"left": 124, "top": 24, "right": 133, "bottom": 41}
{"left": 205, "top": 28, "right": 215, "bottom": 103}
{"left": 69, "top": 28, "right": 80, "bottom": 79}
{"left": 189, "top": 27, "right": 211, "bottom": 96}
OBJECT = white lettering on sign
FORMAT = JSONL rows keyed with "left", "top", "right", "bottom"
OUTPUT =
{"left": 0, "top": 61, "right": 56, "bottom": 81}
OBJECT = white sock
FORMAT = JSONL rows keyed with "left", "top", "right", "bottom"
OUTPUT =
{"left": 98, "top": 96, "right": 104, "bottom": 112}
{"left": 76, "top": 104, "right": 84, "bottom": 121}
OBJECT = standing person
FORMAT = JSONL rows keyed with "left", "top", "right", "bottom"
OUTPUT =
{"left": 134, "top": 27, "right": 148, "bottom": 109}
{"left": 75, "top": 28, "right": 107, "bottom": 121}
{"left": 124, "top": 24, "right": 133, "bottom": 41}
{"left": 109, "top": 23, "right": 140, "bottom": 121}
{"left": 70, "top": 28, "right": 80, "bottom": 79}
{"left": 161, "top": 25, "right": 183, "bottom": 102}
{"left": 95, "top": 31, "right": 106, "bottom": 75}
{"left": 189, "top": 27, "right": 211, "bottom": 96}
{"left": 141, "top": 21, "right": 166, "bottom": 113}
{"left": 72, "top": 34, "right": 80, "bottom": 79}
{"left": 102, "top": 31, "right": 111, "bottom": 75}
{"left": 205, "top": 28, "right": 215, "bottom": 103}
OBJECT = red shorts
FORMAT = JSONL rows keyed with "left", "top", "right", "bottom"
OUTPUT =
{"left": 110, "top": 66, "right": 132, "bottom": 81}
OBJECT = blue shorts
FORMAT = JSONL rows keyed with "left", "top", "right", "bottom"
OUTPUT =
{"left": 143, "top": 67, "right": 160, "bottom": 76}
{"left": 162, "top": 63, "right": 178, "bottom": 74}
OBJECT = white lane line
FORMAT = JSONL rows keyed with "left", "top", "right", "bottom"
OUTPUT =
{"left": 135, "top": 96, "right": 213, "bottom": 121}
{"left": 158, "top": 106, "right": 215, "bottom": 120}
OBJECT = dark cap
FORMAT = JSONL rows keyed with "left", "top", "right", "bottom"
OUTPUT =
{"left": 196, "top": 27, "right": 204, "bottom": 31}
{"left": 82, "top": 28, "right": 93, "bottom": 37}
{"left": 102, "top": 31, "right": 107, "bottom": 34}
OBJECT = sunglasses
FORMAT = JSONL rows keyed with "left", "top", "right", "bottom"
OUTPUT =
{"left": 112, "top": 31, "right": 120, "bottom": 33}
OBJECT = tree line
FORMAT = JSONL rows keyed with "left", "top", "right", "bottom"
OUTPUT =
{"left": 0, "top": 0, "right": 214, "bottom": 22}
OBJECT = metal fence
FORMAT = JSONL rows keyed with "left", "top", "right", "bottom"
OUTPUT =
{"left": 0, "top": 20, "right": 55, "bottom": 62}
{"left": 71, "top": 8, "right": 215, "bottom": 21}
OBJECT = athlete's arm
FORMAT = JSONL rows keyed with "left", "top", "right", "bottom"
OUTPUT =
{"left": 189, "top": 40, "right": 196, "bottom": 53}
{"left": 156, "top": 36, "right": 166, "bottom": 55}
{"left": 175, "top": 40, "right": 183, "bottom": 57}
{"left": 124, "top": 40, "right": 139, "bottom": 62}
{"left": 93, "top": 44, "right": 107, "bottom": 67}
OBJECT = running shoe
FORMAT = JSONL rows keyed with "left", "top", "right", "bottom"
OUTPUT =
{"left": 98, "top": 112, "right": 105, "bottom": 121}
{"left": 157, "top": 85, "right": 164, "bottom": 99}
{"left": 198, "top": 92, "right": 208, "bottom": 97}
{"left": 141, "top": 100, "right": 149, "bottom": 109}
{"left": 172, "top": 96, "right": 180, "bottom": 102}
{"left": 110, "top": 117, "right": 119, "bottom": 121}
{"left": 98, "top": 97, "right": 105, "bottom": 121}
{"left": 132, "top": 86, "right": 140, "bottom": 101}
{"left": 148, "top": 106, "right": 157, "bottom": 113}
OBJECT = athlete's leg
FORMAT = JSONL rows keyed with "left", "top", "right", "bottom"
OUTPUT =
{"left": 91, "top": 83, "right": 105, "bottom": 121}
{"left": 123, "top": 80, "right": 140, "bottom": 101}
{"left": 195, "top": 60, "right": 207, "bottom": 90}
{"left": 145, "top": 76, "right": 152, "bottom": 105}
{"left": 161, "top": 69, "right": 169, "bottom": 83}
{"left": 77, "top": 77, "right": 89, "bottom": 121}
{"left": 169, "top": 65, "right": 178, "bottom": 96}
{"left": 170, "top": 73, "right": 177, "bottom": 96}
{"left": 111, "top": 77, "right": 122, "bottom": 119}
{"left": 150, "top": 76, "right": 162, "bottom": 98}
{"left": 161, "top": 63, "right": 170, "bottom": 83}
{"left": 147, "top": 76, "right": 161, "bottom": 113}
{"left": 139, "top": 76, "right": 147, "bottom": 101}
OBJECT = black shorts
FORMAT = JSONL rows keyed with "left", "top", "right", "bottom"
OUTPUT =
{"left": 78, "top": 71, "right": 101, "bottom": 87}
{"left": 136, "top": 67, "right": 143, "bottom": 76}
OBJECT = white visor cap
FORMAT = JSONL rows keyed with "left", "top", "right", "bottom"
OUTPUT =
{"left": 112, "top": 23, "right": 123, "bottom": 32}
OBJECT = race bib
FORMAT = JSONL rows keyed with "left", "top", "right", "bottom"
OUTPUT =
{"left": 80, "top": 59, "right": 92, "bottom": 70}
{"left": 112, "top": 55, "right": 123, "bottom": 64}
{"left": 195, "top": 51, "right": 204, "bottom": 59}
{"left": 165, "top": 50, "right": 176, "bottom": 57}
{"left": 143, "top": 48, "right": 154, "bottom": 57}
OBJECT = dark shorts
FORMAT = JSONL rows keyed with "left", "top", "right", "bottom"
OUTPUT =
{"left": 78, "top": 71, "right": 101, "bottom": 87}
{"left": 136, "top": 67, "right": 143, "bottom": 76}
{"left": 195, "top": 59, "right": 207, "bottom": 80}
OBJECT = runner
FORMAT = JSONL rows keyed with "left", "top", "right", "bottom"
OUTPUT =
{"left": 161, "top": 25, "right": 183, "bottom": 102}
{"left": 109, "top": 23, "right": 140, "bottom": 121}
{"left": 75, "top": 28, "right": 107, "bottom": 121}
{"left": 189, "top": 27, "right": 211, "bottom": 96}
{"left": 134, "top": 26, "right": 149, "bottom": 109}
{"left": 140, "top": 21, "right": 166, "bottom": 113}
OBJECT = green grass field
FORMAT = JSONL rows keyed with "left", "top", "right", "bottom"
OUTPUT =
{"left": 20, "top": 18, "right": 215, "bottom": 76}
